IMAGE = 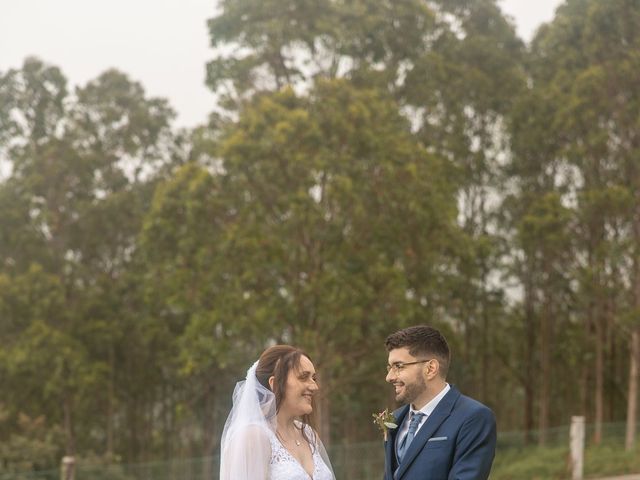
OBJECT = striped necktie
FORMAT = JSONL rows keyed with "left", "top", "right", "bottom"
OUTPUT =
{"left": 397, "top": 411, "right": 425, "bottom": 463}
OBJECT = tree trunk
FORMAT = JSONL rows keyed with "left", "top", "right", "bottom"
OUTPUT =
{"left": 538, "top": 299, "right": 551, "bottom": 447}
{"left": 626, "top": 328, "right": 639, "bottom": 451}
{"left": 128, "top": 396, "right": 140, "bottom": 461}
{"left": 580, "top": 362, "right": 588, "bottom": 417}
{"left": 481, "top": 257, "right": 490, "bottom": 404}
{"left": 106, "top": 344, "right": 115, "bottom": 458}
{"left": 594, "top": 313, "right": 604, "bottom": 445}
{"left": 63, "top": 393, "right": 76, "bottom": 456}
{"left": 627, "top": 212, "right": 640, "bottom": 451}
{"left": 606, "top": 293, "right": 617, "bottom": 422}
{"left": 316, "top": 376, "right": 331, "bottom": 446}
{"left": 524, "top": 275, "right": 536, "bottom": 445}
{"left": 480, "top": 214, "right": 490, "bottom": 404}
{"left": 162, "top": 382, "right": 171, "bottom": 459}
{"left": 202, "top": 384, "right": 216, "bottom": 480}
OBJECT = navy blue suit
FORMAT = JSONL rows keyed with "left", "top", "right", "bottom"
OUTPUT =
{"left": 383, "top": 386, "right": 496, "bottom": 480}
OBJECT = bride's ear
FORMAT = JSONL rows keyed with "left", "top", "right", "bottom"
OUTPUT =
{"left": 268, "top": 375, "right": 275, "bottom": 391}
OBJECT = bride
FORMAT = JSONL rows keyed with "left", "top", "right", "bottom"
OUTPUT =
{"left": 219, "top": 345, "right": 335, "bottom": 480}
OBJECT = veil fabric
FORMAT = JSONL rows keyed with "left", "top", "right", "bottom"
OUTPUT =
{"left": 219, "top": 360, "right": 336, "bottom": 480}
{"left": 316, "top": 432, "right": 336, "bottom": 479}
{"left": 219, "top": 361, "right": 275, "bottom": 480}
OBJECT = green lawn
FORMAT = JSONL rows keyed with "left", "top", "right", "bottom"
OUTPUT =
{"left": 491, "top": 442, "right": 640, "bottom": 480}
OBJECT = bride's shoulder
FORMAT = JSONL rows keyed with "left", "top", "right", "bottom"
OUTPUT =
{"left": 232, "top": 423, "right": 273, "bottom": 445}
{"left": 298, "top": 422, "right": 320, "bottom": 444}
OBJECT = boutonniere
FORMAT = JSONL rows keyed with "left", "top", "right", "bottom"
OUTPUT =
{"left": 372, "top": 408, "right": 398, "bottom": 441}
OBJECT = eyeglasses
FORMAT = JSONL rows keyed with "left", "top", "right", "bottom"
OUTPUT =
{"left": 386, "top": 359, "right": 432, "bottom": 374}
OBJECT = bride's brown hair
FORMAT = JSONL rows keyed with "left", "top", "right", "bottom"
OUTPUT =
{"left": 255, "top": 345, "right": 318, "bottom": 445}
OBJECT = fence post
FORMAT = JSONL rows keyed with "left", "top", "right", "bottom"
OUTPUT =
{"left": 570, "top": 416, "right": 585, "bottom": 480}
{"left": 60, "top": 456, "right": 75, "bottom": 480}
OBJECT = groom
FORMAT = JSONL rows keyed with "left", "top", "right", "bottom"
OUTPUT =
{"left": 383, "top": 325, "right": 496, "bottom": 480}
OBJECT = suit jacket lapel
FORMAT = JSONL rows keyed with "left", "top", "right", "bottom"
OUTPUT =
{"left": 394, "top": 387, "right": 461, "bottom": 480}
{"left": 386, "top": 405, "right": 409, "bottom": 479}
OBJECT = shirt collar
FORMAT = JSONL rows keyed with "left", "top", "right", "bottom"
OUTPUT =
{"left": 411, "top": 383, "right": 450, "bottom": 417}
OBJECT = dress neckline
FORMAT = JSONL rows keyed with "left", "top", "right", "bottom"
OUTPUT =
{"left": 272, "top": 427, "right": 316, "bottom": 479}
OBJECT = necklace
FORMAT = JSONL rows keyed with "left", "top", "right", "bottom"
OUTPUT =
{"left": 277, "top": 429, "right": 302, "bottom": 447}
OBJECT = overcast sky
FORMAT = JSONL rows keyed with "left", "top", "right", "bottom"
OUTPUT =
{"left": 1, "top": 0, "right": 562, "bottom": 129}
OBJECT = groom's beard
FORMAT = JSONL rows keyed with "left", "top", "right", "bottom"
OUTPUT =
{"left": 395, "top": 373, "right": 427, "bottom": 405}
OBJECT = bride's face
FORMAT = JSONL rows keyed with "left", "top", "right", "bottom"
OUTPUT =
{"left": 280, "top": 355, "right": 319, "bottom": 417}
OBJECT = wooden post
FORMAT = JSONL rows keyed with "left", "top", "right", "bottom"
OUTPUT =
{"left": 60, "top": 456, "right": 75, "bottom": 480}
{"left": 570, "top": 416, "right": 585, "bottom": 480}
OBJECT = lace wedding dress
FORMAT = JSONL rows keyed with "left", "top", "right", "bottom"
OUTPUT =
{"left": 267, "top": 426, "right": 334, "bottom": 480}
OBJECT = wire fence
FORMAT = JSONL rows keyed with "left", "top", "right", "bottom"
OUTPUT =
{"left": 1, "top": 422, "right": 637, "bottom": 480}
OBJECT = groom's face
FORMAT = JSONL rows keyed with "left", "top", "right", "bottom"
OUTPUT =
{"left": 386, "top": 347, "right": 427, "bottom": 406}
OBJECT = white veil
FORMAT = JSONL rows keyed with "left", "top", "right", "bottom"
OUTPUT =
{"left": 219, "top": 361, "right": 275, "bottom": 480}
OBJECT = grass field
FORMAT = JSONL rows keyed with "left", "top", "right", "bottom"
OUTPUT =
{"left": 492, "top": 434, "right": 640, "bottom": 479}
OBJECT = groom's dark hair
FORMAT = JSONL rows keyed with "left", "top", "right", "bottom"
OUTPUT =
{"left": 385, "top": 325, "right": 450, "bottom": 378}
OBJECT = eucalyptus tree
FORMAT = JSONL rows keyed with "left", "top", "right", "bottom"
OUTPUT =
{"left": 526, "top": 0, "right": 640, "bottom": 447}
{"left": 206, "top": 0, "right": 527, "bottom": 414}
{"left": 398, "top": 0, "right": 525, "bottom": 403}
{"left": 0, "top": 58, "right": 179, "bottom": 461}
{"left": 64, "top": 69, "right": 178, "bottom": 461}
{"left": 142, "top": 79, "right": 460, "bottom": 445}
{"left": 501, "top": 38, "right": 581, "bottom": 439}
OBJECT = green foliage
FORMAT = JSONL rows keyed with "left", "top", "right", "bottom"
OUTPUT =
{"left": 0, "top": 57, "right": 181, "bottom": 467}
{"left": 0, "top": 57, "right": 67, "bottom": 148}
{"left": 140, "top": 79, "right": 460, "bottom": 441}
{"left": 0, "top": 407, "right": 63, "bottom": 474}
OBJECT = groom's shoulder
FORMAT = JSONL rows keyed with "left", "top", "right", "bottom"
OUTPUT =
{"left": 447, "top": 386, "right": 489, "bottom": 411}
{"left": 455, "top": 390, "right": 495, "bottom": 419}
